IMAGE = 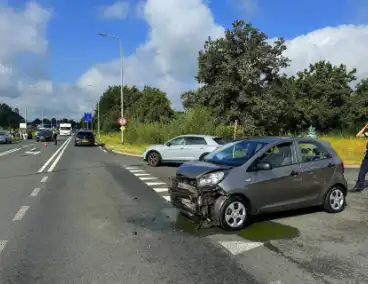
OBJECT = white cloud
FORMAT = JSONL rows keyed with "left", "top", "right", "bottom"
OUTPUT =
{"left": 79, "top": 0, "right": 224, "bottom": 110}
{"left": 100, "top": 1, "right": 130, "bottom": 19}
{"left": 283, "top": 25, "right": 368, "bottom": 80}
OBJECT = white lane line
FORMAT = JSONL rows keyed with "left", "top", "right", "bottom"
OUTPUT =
{"left": 134, "top": 173, "right": 151, "bottom": 176}
{"left": 30, "top": 188, "right": 41, "bottom": 197}
{"left": 0, "top": 240, "right": 7, "bottom": 254}
{"left": 28, "top": 148, "right": 37, "bottom": 152}
{"left": 129, "top": 169, "right": 145, "bottom": 173}
{"left": 37, "top": 137, "right": 71, "bottom": 173}
{"left": 162, "top": 196, "right": 171, "bottom": 202}
{"left": 125, "top": 166, "right": 138, "bottom": 170}
{"left": 218, "top": 241, "right": 264, "bottom": 255}
{"left": 40, "top": 176, "right": 48, "bottom": 183}
{"left": 146, "top": 182, "right": 166, "bottom": 186}
{"left": 12, "top": 206, "right": 30, "bottom": 221}
{"left": 0, "top": 148, "right": 20, "bottom": 157}
{"left": 139, "top": 177, "right": 157, "bottom": 180}
{"left": 153, "top": 187, "right": 169, "bottom": 192}
{"left": 47, "top": 137, "right": 72, "bottom": 172}
{"left": 103, "top": 149, "right": 107, "bottom": 153}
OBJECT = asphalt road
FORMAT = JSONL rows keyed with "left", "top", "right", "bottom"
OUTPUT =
{"left": 0, "top": 139, "right": 367, "bottom": 284}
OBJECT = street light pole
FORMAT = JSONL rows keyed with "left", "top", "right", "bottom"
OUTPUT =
{"left": 98, "top": 32, "right": 124, "bottom": 144}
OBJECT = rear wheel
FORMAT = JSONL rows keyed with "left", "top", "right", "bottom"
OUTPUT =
{"left": 219, "top": 196, "right": 250, "bottom": 231}
{"left": 147, "top": 151, "right": 162, "bottom": 167}
{"left": 323, "top": 185, "right": 346, "bottom": 213}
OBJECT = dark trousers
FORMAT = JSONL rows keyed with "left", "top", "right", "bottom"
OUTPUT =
{"left": 53, "top": 134, "right": 57, "bottom": 145}
{"left": 356, "top": 158, "right": 368, "bottom": 188}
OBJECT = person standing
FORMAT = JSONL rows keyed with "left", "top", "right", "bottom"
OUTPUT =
{"left": 52, "top": 127, "right": 58, "bottom": 145}
{"left": 350, "top": 123, "right": 368, "bottom": 192}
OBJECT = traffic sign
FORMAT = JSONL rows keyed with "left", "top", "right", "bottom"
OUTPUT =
{"left": 117, "top": 116, "right": 127, "bottom": 126}
{"left": 84, "top": 113, "right": 92, "bottom": 123}
{"left": 120, "top": 126, "right": 125, "bottom": 131}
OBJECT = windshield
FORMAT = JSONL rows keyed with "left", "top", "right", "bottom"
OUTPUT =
{"left": 213, "top": 137, "right": 227, "bottom": 145}
{"left": 204, "top": 140, "right": 268, "bottom": 166}
{"left": 0, "top": 132, "right": 5, "bottom": 135}
{"left": 60, "top": 127, "right": 71, "bottom": 130}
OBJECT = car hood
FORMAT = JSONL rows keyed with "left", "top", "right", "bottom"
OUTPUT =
{"left": 176, "top": 160, "right": 233, "bottom": 179}
{"left": 145, "top": 144, "right": 167, "bottom": 151}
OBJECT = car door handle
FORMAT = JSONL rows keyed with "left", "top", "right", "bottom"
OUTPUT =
{"left": 327, "top": 163, "right": 334, "bottom": 168}
{"left": 180, "top": 147, "right": 184, "bottom": 149}
{"left": 290, "top": 170, "right": 299, "bottom": 176}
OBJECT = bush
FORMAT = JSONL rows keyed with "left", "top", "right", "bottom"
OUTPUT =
{"left": 105, "top": 107, "right": 241, "bottom": 144}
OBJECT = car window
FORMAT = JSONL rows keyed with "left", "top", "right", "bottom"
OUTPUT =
{"left": 169, "top": 137, "right": 186, "bottom": 145}
{"left": 77, "top": 132, "right": 93, "bottom": 138}
{"left": 258, "top": 142, "right": 293, "bottom": 168}
{"left": 204, "top": 140, "right": 268, "bottom": 166}
{"left": 213, "top": 137, "right": 227, "bottom": 145}
{"left": 298, "top": 141, "right": 332, "bottom": 162}
{"left": 184, "top": 137, "right": 207, "bottom": 145}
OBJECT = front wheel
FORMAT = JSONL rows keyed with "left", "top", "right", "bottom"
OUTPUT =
{"left": 147, "top": 151, "right": 162, "bottom": 167}
{"left": 323, "top": 185, "right": 346, "bottom": 213}
{"left": 219, "top": 196, "right": 250, "bottom": 231}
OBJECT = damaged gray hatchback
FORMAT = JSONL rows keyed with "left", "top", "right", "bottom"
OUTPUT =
{"left": 169, "top": 137, "right": 348, "bottom": 231}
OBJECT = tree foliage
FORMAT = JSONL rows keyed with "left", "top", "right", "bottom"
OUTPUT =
{"left": 0, "top": 103, "right": 24, "bottom": 128}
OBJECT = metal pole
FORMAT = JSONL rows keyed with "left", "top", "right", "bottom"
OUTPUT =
{"left": 119, "top": 39, "right": 124, "bottom": 144}
{"left": 41, "top": 108, "right": 44, "bottom": 127}
{"left": 98, "top": 101, "right": 100, "bottom": 139}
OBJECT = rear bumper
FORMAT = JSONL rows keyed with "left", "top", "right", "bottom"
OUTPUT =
{"left": 75, "top": 140, "right": 94, "bottom": 146}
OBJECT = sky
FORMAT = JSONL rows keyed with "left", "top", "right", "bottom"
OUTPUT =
{"left": 1, "top": 0, "right": 368, "bottom": 120}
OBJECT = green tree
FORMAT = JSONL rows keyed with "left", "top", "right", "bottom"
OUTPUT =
{"left": 293, "top": 61, "right": 356, "bottom": 132}
{"left": 0, "top": 103, "right": 24, "bottom": 128}
{"left": 183, "top": 20, "right": 290, "bottom": 134}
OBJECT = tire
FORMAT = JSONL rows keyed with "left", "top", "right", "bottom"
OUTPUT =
{"left": 323, "top": 185, "right": 346, "bottom": 213}
{"left": 147, "top": 151, "right": 162, "bottom": 167}
{"left": 219, "top": 196, "right": 250, "bottom": 231}
{"left": 199, "top": 153, "right": 209, "bottom": 161}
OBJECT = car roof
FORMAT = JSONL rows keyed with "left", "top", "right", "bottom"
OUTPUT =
{"left": 78, "top": 129, "right": 93, "bottom": 133}
{"left": 176, "top": 134, "right": 219, "bottom": 139}
{"left": 232, "top": 136, "right": 325, "bottom": 144}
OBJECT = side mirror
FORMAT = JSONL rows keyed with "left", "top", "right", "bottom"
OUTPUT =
{"left": 255, "top": 162, "right": 272, "bottom": 171}
{"left": 166, "top": 142, "right": 171, "bottom": 147}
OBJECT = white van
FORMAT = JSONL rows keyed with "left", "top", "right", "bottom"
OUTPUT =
{"left": 59, "top": 123, "right": 72, "bottom": 136}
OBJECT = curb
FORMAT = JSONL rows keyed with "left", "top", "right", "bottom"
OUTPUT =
{"left": 111, "top": 149, "right": 142, "bottom": 158}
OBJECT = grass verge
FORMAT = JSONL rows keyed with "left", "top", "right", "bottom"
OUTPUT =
{"left": 98, "top": 132, "right": 366, "bottom": 165}
{"left": 97, "top": 133, "right": 149, "bottom": 155}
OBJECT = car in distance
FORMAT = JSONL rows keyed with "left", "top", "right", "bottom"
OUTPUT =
{"left": 169, "top": 137, "right": 347, "bottom": 231}
{"left": 74, "top": 130, "right": 95, "bottom": 146}
{"left": 35, "top": 128, "right": 53, "bottom": 142}
{"left": 0, "top": 131, "right": 12, "bottom": 144}
{"left": 143, "top": 135, "right": 227, "bottom": 167}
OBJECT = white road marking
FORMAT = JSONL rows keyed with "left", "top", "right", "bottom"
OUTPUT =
{"left": 134, "top": 173, "right": 151, "bottom": 176}
{"left": 139, "top": 177, "right": 157, "bottom": 180}
{"left": 103, "top": 149, "right": 107, "bottom": 153}
{"left": 125, "top": 166, "right": 138, "bottom": 170}
{"left": 30, "top": 188, "right": 41, "bottom": 197}
{"left": 12, "top": 206, "right": 30, "bottom": 221}
{"left": 0, "top": 148, "right": 20, "bottom": 157}
{"left": 38, "top": 137, "right": 71, "bottom": 173}
{"left": 162, "top": 196, "right": 171, "bottom": 202}
{"left": 40, "top": 176, "right": 48, "bottom": 183}
{"left": 153, "top": 187, "right": 169, "bottom": 192}
{"left": 47, "top": 137, "right": 72, "bottom": 172}
{"left": 0, "top": 240, "right": 7, "bottom": 254}
{"left": 218, "top": 240, "right": 263, "bottom": 255}
{"left": 129, "top": 169, "right": 145, "bottom": 173}
{"left": 145, "top": 182, "right": 166, "bottom": 186}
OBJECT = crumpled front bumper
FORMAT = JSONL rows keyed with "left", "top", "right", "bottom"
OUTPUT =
{"left": 169, "top": 176, "right": 227, "bottom": 223}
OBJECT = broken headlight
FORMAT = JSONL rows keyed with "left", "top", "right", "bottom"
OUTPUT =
{"left": 198, "top": 171, "right": 225, "bottom": 187}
